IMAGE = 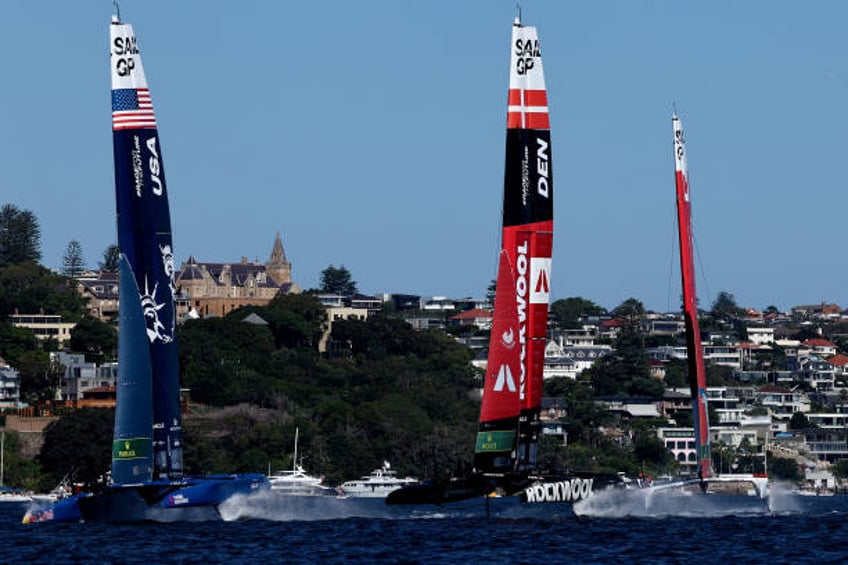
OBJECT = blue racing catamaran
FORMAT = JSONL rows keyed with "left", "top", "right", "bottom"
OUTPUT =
{"left": 24, "top": 9, "right": 267, "bottom": 524}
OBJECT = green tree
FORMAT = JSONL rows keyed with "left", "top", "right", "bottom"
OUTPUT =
{"left": 38, "top": 408, "right": 115, "bottom": 486}
{"left": 585, "top": 327, "right": 661, "bottom": 398}
{"left": 0, "top": 261, "right": 86, "bottom": 319}
{"left": 99, "top": 244, "right": 120, "bottom": 272}
{"left": 0, "top": 204, "right": 41, "bottom": 266}
{"left": 0, "top": 431, "right": 43, "bottom": 490}
{"left": 551, "top": 297, "right": 606, "bottom": 329}
{"left": 711, "top": 291, "right": 742, "bottom": 319}
{"left": 0, "top": 322, "right": 39, "bottom": 367}
{"left": 611, "top": 298, "right": 644, "bottom": 327}
{"left": 485, "top": 278, "right": 496, "bottom": 307}
{"left": 261, "top": 293, "right": 329, "bottom": 350}
{"left": 179, "top": 316, "right": 277, "bottom": 406}
{"left": 832, "top": 459, "right": 848, "bottom": 481}
{"left": 769, "top": 456, "right": 803, "bottom": 483}
{"left": 790, "top": 412, "right": 811, "bottom": 430}
{"left": 16, "top": 349, "right": 60, "bottom": 404}
{"left": 70, "top": 316, "right": 117, "bottom": 364}
{"left": 61, "top": 240, "right": 86, "bottom": 277}
{"left": 319, "top": 265, "right": 357, "bottom": 295}
{"left": 632, "top": 425, "right": 675, "bottom": 469}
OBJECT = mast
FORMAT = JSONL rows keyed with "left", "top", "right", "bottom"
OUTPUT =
{"left": 293, "top": 427, "right": 299, "bottom": 472}
{"left": 474, "top": 15, "right": 553, "bottom": 476}
{"left": 110, "top": 12, "right": 183, "bottom": 483}
{"left": 672, "top": 113, "right": 712, "bottom": 480}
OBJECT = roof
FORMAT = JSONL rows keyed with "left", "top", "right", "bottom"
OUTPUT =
{"left": 802, "top": 338, "right": 836, "bottom": 347}
{"left": 757, "top": 385, "right": 792, "bottom": 393}
{"left": 449, "top": 308, "right": 492, "bottom": 320}
{"left": 826, "top": 354, "right": 848, "bottom": 367}
{"left": 242, "top": 313, "right": 269, "bottom": 325}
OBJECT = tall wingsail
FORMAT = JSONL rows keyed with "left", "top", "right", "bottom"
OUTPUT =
{"left": 672, "top": 113, "right": 712, "bottom": 480}
{"left": 110, "top": 15, "right": 183, "bottom": 482}
{"left": 474, "top": 17, "right": 553, "bottom": 475}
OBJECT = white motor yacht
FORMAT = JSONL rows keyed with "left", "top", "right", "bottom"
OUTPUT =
{"left": 337, "top": 461, "right": 418, "bottom": 498}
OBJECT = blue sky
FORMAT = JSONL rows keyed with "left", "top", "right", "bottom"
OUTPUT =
{"left": 1, "top": 1, "right": 846, "bottom": 313}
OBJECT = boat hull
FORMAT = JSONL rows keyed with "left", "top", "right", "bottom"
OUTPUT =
{"left": 387, "top": 472, "right": 620, "bottom": 506}
{"left": 23, "top": 474, "right": 268, "bottom": 523}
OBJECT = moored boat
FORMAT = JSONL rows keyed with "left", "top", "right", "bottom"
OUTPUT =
{"left": 338, "top": 462, "right": 418, "bottom": 498}
{"left": 268, "top": 428, "right": 331, "bottom": 496}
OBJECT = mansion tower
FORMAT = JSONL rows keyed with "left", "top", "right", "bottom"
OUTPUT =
{"left": 176, "top": 232, "right": 300, "bottom": 318}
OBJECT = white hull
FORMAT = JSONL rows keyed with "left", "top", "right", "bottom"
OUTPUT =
{"left": 337, "top": 484, "right": 415, "bottom": 498}
{"left": 0, "top": 492, "right": 33, "bottom": 503}
{"left": 338, "top": 462, "right": 418, "bottom": 499}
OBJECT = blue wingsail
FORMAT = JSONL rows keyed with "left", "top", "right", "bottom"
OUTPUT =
{"left": 110, "top": 15, "right": 183, "bottom": 480}
{"left": 111, "top": 256, "right": 154, "bottom": 484}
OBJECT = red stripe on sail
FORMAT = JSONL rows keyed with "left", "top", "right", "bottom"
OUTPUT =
{"left": 525, "top": 113, "right": 550, "bottom": 129}
{"left": 523, "top": 90, "right": 547, "bottom": 106}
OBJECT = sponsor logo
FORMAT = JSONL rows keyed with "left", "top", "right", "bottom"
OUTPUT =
{"left": 536, "top": 137, "right": 550, "bottom": 197}
{"left": 169, "top": 494, "right": 189, "bottom": 506}
{"left": 501, "top": 327, "right": 516, "bottom": 349}
{"left": 493, "top": 364, "right": 516, "bottom": 393}
{"left": 140, "top": 276, "right": 171, "bottom": 343}
{"left": 132, "top": 136, "right": 144, "bottom": 197}
{"left": 674, "top": 124, "right": 690, "bottom": 201}
{"left": 475, "top": 430, "right": 516, "bottom": 452}
{"left": 112, "top": 438, "right": 151, "bottom": 460}
{"left": 515, "top": 240, "right": 529, "bottom": 401}
{"left": 113, "top": 35, "right": 139, "bottom": 77}
{"left": 147, "top": 137, "right": 164, "bottom": 196}
{"left": 524, "top": 478, "right": 594, "bottom": 503}
{"left": 529, "top": 257, "right": 551, "bottom": 305}
{"left": 514, "top": 38, "right": 541, "bottom": 75}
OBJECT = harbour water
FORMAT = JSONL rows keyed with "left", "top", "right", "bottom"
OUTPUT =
{"left": 4, "top": 490, "right": 848, "bottom": 564}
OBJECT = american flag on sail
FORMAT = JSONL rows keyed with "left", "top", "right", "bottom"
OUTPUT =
{"left": 112, "top": 88, "right": 157, "bottom": 131}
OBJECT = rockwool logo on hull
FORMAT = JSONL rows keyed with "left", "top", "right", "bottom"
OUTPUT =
{"left": 523, "top": 478, "right": 593, "bottom": 503}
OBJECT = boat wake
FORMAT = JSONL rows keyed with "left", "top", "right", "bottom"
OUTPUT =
{"left": 574, "top": 482, "right": 812, "bottom": 518}
{"left": 218, "top": 491, "right": 416, "bottom": 522}
{"left": 217, "top": 491, "right": 557, "bottom": 522}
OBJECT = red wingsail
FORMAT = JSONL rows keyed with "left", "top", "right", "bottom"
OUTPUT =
{"left": 474, "top": 17, "right": 553, "bottom": 474}
{"left": 673, "top": 113, "right": 712, "bottom": 480}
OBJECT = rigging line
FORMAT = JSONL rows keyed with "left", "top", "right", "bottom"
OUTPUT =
{"left": 667, "top": 197, "right": 678, "bottom": 314}
{"left": 689, "top": 183, "right": 713, "bottom": 312}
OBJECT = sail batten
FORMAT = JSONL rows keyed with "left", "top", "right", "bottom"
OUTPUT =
{"left": 673, "top": 113, "right": 712, "bottom": 480}
{"left": 474, "top": 20, "right": 553, "bottom": 476}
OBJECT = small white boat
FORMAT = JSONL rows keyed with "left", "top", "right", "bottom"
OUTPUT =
{"left": 268, "top": 428, "right": 331, "bottom": 496}
{"left": 0, "top": 489, "right": 33, "bottom": 503}
{"left": 268, "top": 465, "right": 331, "bottom": 496}
{"left": 337, "top": 461, "right": 418, "bottom": 498}
{"left": 30, "top": 481, "right": 72, "bottom": 504}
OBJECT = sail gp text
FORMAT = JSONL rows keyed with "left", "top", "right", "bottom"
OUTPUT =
{"left": 515, "top": 38, "right": 540, "bottom": 75}
{"left": 113, "top": 35, "right": 139, "bottom": 77}
{"left": 523, "top": 478, "right": 593, "bottom": 503}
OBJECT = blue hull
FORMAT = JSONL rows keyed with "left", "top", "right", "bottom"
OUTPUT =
{"left": 23, "top": 474, "right": 268, "bottom": 523}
